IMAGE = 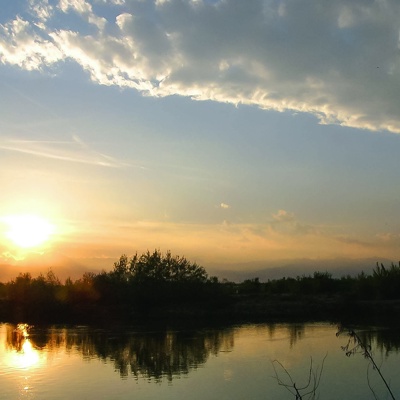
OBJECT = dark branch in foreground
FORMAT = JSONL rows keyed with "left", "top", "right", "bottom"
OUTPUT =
{"left": 337, "top": 327, "right": 396, "bottom": 400}
{"left": 271, "top": 354, "right": 326, "bottom": 400}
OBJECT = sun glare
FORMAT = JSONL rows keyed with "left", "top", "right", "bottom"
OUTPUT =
{"left": 4, "top": 215, "right": 54, "bottom": 249}
{"left": 4, "top": 325, "right": 42, "bottom": 371}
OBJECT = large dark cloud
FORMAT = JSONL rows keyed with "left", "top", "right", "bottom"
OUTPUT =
{"left": 1, "top": 0, "right": 400, "bottom": 132}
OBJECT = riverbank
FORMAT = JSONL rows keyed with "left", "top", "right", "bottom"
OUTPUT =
{"left": 147, "top": 294, "right": 400, "bottom": 326}
{"left": 2, "top": 292, "right": 400, "bottom": 327}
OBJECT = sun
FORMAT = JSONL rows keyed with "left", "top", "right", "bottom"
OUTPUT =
{"left": 4, "top": 214, "right": 55, "bottom": 249}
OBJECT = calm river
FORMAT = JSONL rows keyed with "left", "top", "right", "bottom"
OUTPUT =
{"left": 0, "top": 322, "right": 399, "bottom": 399}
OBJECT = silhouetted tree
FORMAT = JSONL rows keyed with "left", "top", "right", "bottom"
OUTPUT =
{"left": 112, "top": 250, "right": 208, "bottom": 284}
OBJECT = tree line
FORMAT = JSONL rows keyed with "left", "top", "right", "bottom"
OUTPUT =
{"left": 0, "top": 250, "right": 221, "bottom": 323}
{"left": 235, "top": 262, "right": 400, "bottom": 300}
{"left": 0, "top": 250, "right": 399, "bottom": 324}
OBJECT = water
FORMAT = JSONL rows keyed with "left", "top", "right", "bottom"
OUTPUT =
{"left": 0, "top": 322, "right": 399, "bottom": 399}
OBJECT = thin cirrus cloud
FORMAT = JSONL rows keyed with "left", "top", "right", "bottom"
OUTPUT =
{"left": 0, "top": 135, "right": 129, "bottom": 168}
{"left": 1, "top": 0, "right": 400, "bottom": 132}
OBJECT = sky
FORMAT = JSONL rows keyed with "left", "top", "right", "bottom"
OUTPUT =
{"left": 1, "top": 0, "right": 400, "bottom": 280}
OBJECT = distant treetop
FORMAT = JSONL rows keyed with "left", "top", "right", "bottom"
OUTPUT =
{"left": 112, "top": 249, "right": 209, "bottom": 284}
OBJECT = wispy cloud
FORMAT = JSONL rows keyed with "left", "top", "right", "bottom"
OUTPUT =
{"left": 28, "top": 0, "right": 53, "bottom": 23}
{"left": 272, "top": 209, "right": 295, "bottom": 222}
{"left": 0, "top": 16, "right": 64, "bottom": 71}
{"left": 1, "top": 0, "right": 400, "bottom": 132}
{"left": 268, "top": 209, "right": 318, "bottom": 236}
{"left": 58, "top": 0, "right": 107, "bottom": 29}
{"left": 57, "top": 215, "right": 388, "bottom": 264}
{"left": 334, "top": 235, "right": 373, "bottom": 248}
{"left": 0, "top": 135, "right": 129, "bottom": 168}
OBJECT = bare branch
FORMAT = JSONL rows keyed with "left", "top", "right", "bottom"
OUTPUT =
{"left": 337, "top": 327, "right": 396, "bottom": 400}
{"left": 271, "top": 355, "right": 326, "bottom": 400}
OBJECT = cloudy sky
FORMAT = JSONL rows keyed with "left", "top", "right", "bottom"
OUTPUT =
{"left": 1, "top": 0, "right": 400, "bottom": 278}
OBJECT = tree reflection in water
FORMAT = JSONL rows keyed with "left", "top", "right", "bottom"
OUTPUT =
{"left": 5, "top": 324, "right": 235, "bottom": 381}
{"left": 5, "top": 324, "right": 42, "bottom": 370}
{"left": 4, "top": 323, "right": 400, "bottom": 384}
{"left": 337, "top": 325, "right": 400, "bottom": 357}
{"left": 6, "top": 324, "right": 30, "bottom": 352}
{"left": 337, "top": 325, "right": 400, "bottom": 400}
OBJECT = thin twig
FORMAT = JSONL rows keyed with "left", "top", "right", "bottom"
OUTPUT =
{"left": 351, "top": 330, "right": 396, "bottom": 400}
{"left": 337, "top": 327, "right": 396, "bottom": 400}
{"left": 271, "top": 354, "right": 326, "bottom": 400}
{"left": 367, "top": 363, "right": 379, "bottom": 400}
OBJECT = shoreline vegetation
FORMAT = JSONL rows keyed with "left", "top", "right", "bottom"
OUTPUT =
{"left": 1, "top": 250, "right": 400, "bottom": 326}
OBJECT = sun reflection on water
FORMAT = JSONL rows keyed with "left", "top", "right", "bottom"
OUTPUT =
{"left": 5, "top": 324, "right": 43, "bottom": 371}
{"left": 0, "top": 324, "right": 48, "bottom": 399}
